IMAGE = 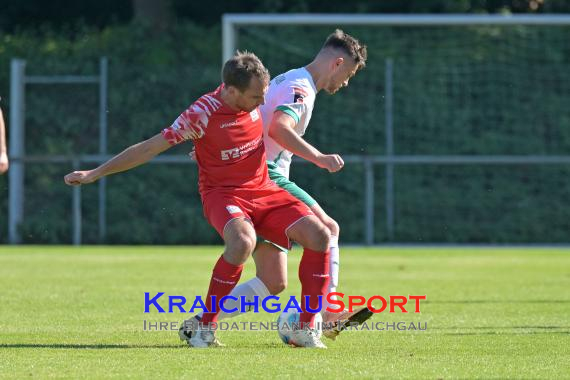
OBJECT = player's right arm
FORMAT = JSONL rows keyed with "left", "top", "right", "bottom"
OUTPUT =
{"left": 64, "top": 134, "right": 171, "bottom": 186}
{"left": 268, "top": 111, "right": 344, "bottom": 173}
{"left": 64, "top": 104, "right": 207, "bottom": 186}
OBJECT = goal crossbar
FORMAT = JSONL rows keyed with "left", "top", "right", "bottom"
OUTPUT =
{"left": 222, "top": 13, "right": 570, "bottom": 62}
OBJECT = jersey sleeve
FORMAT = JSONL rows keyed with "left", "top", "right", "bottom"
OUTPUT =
{"left": 161, "top": 103, "right": 209, "bottom": 146}
{"left": 273, "top": 84, "right": 309, "bottom": 125}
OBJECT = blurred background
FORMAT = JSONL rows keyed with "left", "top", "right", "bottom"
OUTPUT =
{"left": 0, "top": 0, "right": 569, "bottom": 245}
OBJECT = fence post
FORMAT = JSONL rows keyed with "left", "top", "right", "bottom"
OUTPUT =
{"left": 364, "top": 157, "right": 375, "bottom": 245}
{"left": 8, "top": 59, "right": 26, "bottom": 244}
{"left": 385, "top": 58, "right": 395, "bottom": 241}
{"left": 72, "top": 159, "right": 82, "bottom": 245}
{"left": 98, "top": 57, "right": 108, "bottom": 243}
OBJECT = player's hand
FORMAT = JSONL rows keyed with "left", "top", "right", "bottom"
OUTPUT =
{"left": 316, "top": 154, "right": 344, "bottom": 173}
{"left": 64, "top": 170, "right": 98, "bottom": 186}
{"left": 188, "top": 147, "right": 196, "bottom": 161}
{"left": 0, "top": 152, "right": 8, "bottom": 174}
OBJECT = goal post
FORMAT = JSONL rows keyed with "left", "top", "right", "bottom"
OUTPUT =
{"left": 221, "top": 14, "right": 570, "bottom": 244}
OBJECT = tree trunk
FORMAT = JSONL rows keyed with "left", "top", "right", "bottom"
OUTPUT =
{"left": 132, "top": 0, "right": 173, "bottom": 32}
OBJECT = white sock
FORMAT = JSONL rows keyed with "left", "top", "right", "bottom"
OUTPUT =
{"left": 323, "top": 235, "right": 340, "bottom": 311}
{"left": 198, "top": 277, "right": 270, "bottom": 321}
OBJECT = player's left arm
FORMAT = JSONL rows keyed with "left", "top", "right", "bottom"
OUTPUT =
{"left": 268, "top": 111, "right": 344, "bottom": 173}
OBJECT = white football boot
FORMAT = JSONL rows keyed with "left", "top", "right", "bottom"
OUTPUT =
{"left": 178, "top": 315, "right": 200, "bottom": 344}
{"left": 181, "top": 318, "right": 224, "bottom": 348}
{"left": 289, "top": 328, "right": 327, "bottom": 349}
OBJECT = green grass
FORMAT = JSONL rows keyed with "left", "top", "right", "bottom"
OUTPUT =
{"left": 0, "top": 246, "right": 568, "bottom": 379}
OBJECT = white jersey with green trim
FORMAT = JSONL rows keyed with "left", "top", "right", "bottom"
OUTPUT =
{"left": 260, "top": 67, "right": 317, "bottom": 179}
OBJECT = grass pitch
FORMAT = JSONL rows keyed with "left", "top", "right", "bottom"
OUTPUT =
{"left": 0, "top": 246, "right": 568, "bottom": 379}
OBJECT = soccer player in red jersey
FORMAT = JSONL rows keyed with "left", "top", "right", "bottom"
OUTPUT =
{"left": 64, "top": 52, "right": 330, "bottom": 348}
{"left": 187, "top": 31, "right": 372, "bottom": 341}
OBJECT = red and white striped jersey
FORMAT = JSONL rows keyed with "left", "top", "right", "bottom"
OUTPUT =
{"left": 162, "top": 85, "right": 270, "bottom": 195}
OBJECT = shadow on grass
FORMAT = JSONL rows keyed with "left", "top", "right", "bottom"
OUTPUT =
{"left": 443, "top": 331, "right": 569, "bottom": 336}
{"left": 431, "top": 325, "right": 570, "bottom": 335}
{"left": 432, "top": 326, "right": 570, "bottom": 330}
{"left": 426, "top": 300, "right": 570, "bottom": 304}
{"left": 0, "top": 344, "right": 183, "bottom": 349}
{"left": 0, "top": 343, "right": 283, "bottom": 349}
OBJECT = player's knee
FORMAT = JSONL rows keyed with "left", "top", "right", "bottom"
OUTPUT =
{"left": 226, "top": 233, "right": 256, "bottom": 259}
{"left": 316, "top": 211, "right": 339, "bottom": 237}
{"left": 311, "top": 224, "right": 330, "bottom": 252}
{"left": 289, "top": 217, "right": 330, "bottom": 252}
{"left": 265, "top": 279, "right": 287, "bottom": 295}
{"left": 324, "top": 218, "right": 340, "bottom": 237}
{"left": 237, "top": 233, "right": 257, "bottom": 254}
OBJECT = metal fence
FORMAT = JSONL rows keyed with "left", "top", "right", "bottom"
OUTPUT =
{"left": 7, "top": 14, "right": 570, "bottom": 245}
{"left": 8, "top": 58, "right": 108, "bottom": 244}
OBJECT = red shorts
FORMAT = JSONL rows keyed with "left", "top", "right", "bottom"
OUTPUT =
{"left": 202, "top": 183, "right": 314, "bottom": 249}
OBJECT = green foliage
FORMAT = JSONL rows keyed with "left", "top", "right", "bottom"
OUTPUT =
{"left": 0, "top": 23, "right": 221, "bottom": 244}
{"left": 1, "top": 22, "right": 569, "bottom": 244}
{"left": 240, "top": 24, "right": 570, "bottom": 243}
{"left": 4, "top": 0, "right": 569, "bottom": 32}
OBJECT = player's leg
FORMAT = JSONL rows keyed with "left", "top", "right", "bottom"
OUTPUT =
{"left": 309, "top": 204, "right": 373, "bottom": 339}
{"left": 187, "top": 192, "right": 256, "bottom": 348}
{"left": 254, "top": 188, "right": 329, "bottom": 348}
{"left": 189, "top": 218, "right": 256, "bottom": 347}
{"left": 267, "top": 167, "right": 341, "bottom": 312}
{"left": 200, "top": 241, "right": 286, "bottom": 322}
{"left": 212, "top": 165, "right": 307, "bottom": 321}
{"left": 285, "top": 215, "right": 330, "bottom": 325}
{"left": 201, "top": 217, "right": 256, "bottom": 322}
{"left": 254, "top": 242, "right": 288, "bottom": 295}
{"left": 285, "top": 216, "right": 330, "bottom": 348}
{"left": 267, "top": 168, "right": 372, "bottom": 339}
{"left": 207, "top": 163, "right": 291, "bottom": 317}
{"left": 309, "top": 203, "right": 340, "bottom": 309}
{"left": 181, "top": 245, "right": 285, "bottom": 340}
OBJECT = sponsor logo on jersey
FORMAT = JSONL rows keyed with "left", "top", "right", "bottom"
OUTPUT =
{"left": 220, "top": 120, "right": 239, "bottom": 129}
{"left": 293, "top": 86, "right": 308, "bottom": 104}
{"left": 250, "top": 109, "right": 259, "bottom": 122}
{"left": 220, "top": 136, "right": 263, "bottom": 161}
{"left": 274, "top": 75, "right": 286, "bottom": 85}
{"left": 221, "top": 147, "right": 240, "bottom": 160}
{"left": 226, "top": 205, "right": 242, "bottom": 214}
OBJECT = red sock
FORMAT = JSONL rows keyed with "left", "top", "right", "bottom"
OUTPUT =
{"left": 298, "top": 248, "right": 330, "bottom": 328}
{"left": 201, "top": 256, "right": 243, "bottom": 324}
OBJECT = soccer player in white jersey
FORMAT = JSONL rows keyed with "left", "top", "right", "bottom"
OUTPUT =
{"left": 258, "top": 30, "right": 370, "bottom": 336}
{"left": 180, "top": 30, "right": 370, "bottom": 343}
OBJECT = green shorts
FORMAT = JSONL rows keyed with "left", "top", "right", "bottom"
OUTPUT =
{"left": 257, "top": 161, "right": 319, "bottom": 253}
{"left": 266, "top": 161, "right": 317, "bottom": 207}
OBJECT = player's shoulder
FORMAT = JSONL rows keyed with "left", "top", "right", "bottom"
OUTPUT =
{"left": 272, "top": 68, "right": 310, "bottom": 88}
{"left": 177, "top": 87, "right": 224, "bottom": 128}
{"left": 189, "top": 87, "right": 224, "bottom": 117}
{"left": 271, "top": 68, "right": 314, "bottom": 101}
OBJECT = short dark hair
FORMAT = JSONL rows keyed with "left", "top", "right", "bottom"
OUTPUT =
{"left": 321, "top": 29, "right": 368, "bottom": 69}
{"left": 222, "top": 51, "right": 270, "bottom": 92}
